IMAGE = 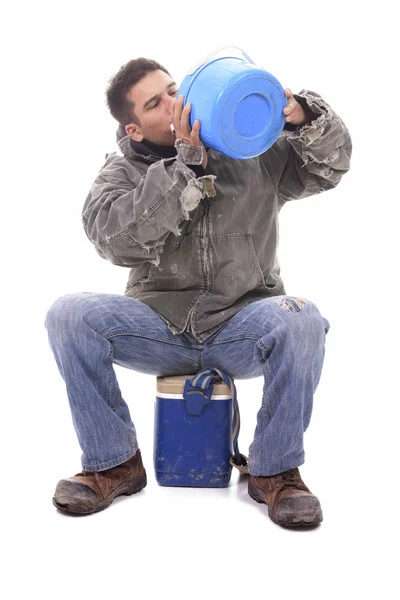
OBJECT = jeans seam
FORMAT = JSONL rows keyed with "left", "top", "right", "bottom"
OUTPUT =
{"left": 248, "top": 344, "right": 273, "bottom": 459}
{"left": 104, "top": 330, "right": 197, "bottom": 348}
{"left": 262, "top": 358, "right": 273, "bottom": 424}
{"left": 257, "top": 339, "right": 272, "bottom": 353}
{"left": 195, "top": 346, "right": 203, "bottom": 371}
{"left": 81, "top": 314, "right": 117, "bottom": 412}
{"left": 106, "top": 341, "right": 115, "bottom": 411}
{"left": 206, "top": 333, "right": 261, "bottom": 347}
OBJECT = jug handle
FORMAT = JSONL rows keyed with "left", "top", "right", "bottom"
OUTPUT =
{"left": 185, "top": 44, "right": 255, "bottom": 76}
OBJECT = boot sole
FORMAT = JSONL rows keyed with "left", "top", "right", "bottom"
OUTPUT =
{"left": 53, "top": 470, "right": 147, "bottom": 516}
{"left": 248, "top": 480, "right": 323, "bottom": 528}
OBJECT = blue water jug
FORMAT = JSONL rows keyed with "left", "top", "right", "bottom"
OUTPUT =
{"left": 154, "top": 368, "right": 248, "bottom": 487}
{"left": 178, "top": 45, "right": 288, "bottom": 159}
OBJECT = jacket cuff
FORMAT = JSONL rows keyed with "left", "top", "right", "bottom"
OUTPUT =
{"left": 282, "top": 89, "right": 332, "bottom": 146}
{"left": 283, "top": 93, "right": 320, "bottom": 132}
{"left": 174, "top": 140, "right": 204, "bottom": 165}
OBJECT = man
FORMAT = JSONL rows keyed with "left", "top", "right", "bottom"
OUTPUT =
{"left": 44, "top": 57, "right": 352, "bottom": 526}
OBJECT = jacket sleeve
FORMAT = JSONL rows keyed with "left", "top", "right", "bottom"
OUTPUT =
{"left": 82, "top": 144, "right": 216, "bottom": 267}
{"left": 260, "top": 89, "right": 352, "bottom": 205}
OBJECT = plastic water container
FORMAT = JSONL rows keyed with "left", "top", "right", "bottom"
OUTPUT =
{"left": 178, "top": 45, "right": 288, "bottom": 159}
{"left": 154, "top": 369, "right": 247, "bottom": 487}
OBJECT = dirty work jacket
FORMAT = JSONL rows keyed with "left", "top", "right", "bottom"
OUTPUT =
{"left": 82, "top": 90, "right": 352, "bottom": 342}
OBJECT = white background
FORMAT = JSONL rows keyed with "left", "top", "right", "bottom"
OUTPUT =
{"left": 1, "top": 0, "right": 398, "bottom": 598}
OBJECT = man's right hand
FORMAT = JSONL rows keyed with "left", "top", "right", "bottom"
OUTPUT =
{"left": 172, "top": 96, "right": 208, "bottom": 169}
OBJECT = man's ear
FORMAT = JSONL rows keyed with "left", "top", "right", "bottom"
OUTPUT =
{"left": 125, "top": 123, "right": 144, "bottom": 142}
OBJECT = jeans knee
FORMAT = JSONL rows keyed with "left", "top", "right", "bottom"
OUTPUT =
{"left": 274, "top": 298, "right": 328, "bottom": 354}
{"left": 303, "top": 301, "right": 330, "bottom": 336}
{"left": 275, "top": 297, "right": 328, "bottom": 330}
{"left": 274, "top": 296, "right": 308, "bottom": 313}
{"left": 297, "top": 303, "right": 330, "bottom": 356}
{"left": 44, "top": 292, "right": 92, "bottom": 337}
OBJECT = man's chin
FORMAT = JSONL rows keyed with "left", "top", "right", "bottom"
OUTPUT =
{"left": 162, "top": 134, "right": 176, "bottom": 148}
{"left": 149, "top": 133, "right": 176, "bottom": 148}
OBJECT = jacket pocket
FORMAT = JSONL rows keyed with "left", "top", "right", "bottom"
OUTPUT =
{"left": 209, "top": 233, "right": 266, "bottom": 306}
{"left": 147, "top": 238, "right": 202, "bottom": 291}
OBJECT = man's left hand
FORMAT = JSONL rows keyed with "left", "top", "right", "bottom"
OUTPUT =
{"left": 283, "top": 88, "right": 310, "bottom": 127}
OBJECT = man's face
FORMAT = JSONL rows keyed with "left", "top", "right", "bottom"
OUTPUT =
{"left": 125, "top": 69, "right": 178, "bottom": 146}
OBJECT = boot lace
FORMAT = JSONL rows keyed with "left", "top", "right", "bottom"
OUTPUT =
{"left": 274, "top": 468, "right": 309, "bottom": 493}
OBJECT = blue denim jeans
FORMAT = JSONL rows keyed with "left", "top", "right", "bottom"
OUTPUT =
{"left": 44, "top": 293, "right": 330, "bottom": 476}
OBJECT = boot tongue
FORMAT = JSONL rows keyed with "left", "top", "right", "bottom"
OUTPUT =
{"left": 278, "top": 469, "right": 310, "bottom": 496}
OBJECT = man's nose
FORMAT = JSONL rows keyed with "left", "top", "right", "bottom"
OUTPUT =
{"left": 165, "top": 93, "right": 176, "bottom": 117}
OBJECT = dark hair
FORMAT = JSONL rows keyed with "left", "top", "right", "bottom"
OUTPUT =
{"left": 106, "top": 58, "right": 171, "bottom": 126}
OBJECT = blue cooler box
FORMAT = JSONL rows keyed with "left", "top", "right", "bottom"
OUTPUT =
{"left": 154, "top": 373, "right": 237, "bottom": 487}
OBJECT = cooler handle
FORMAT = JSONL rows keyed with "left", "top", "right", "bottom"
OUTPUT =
{"left": 183, "top": 367, "right": 249, "bottom": 474}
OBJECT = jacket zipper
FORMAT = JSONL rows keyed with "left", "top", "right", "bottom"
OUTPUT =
{"left": 185, "top": 200, "right": 209, "bottom": 333}
{"left": 202, "top": 202, "right": 209, "bottom": 276}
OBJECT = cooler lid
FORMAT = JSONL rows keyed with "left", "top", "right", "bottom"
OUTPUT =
{"left": 157, "top": 375, "right": 231, "bottom": 395}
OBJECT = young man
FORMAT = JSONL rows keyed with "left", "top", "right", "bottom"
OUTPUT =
{"left": 45, "top": 57, "right": 352, "bottom": 527}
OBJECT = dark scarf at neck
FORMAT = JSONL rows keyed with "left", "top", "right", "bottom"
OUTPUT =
{"left": 128, "top": 136, "right": 207, "bottom": 178}
{"left": 130, "top": 137, "right": 177, "bottom": 159}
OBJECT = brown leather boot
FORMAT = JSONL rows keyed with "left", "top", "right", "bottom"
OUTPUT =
{"left": 53, "top": 449, "right": 147, "bottom": 515}
{"left": 248, "top": 467, "right": 322, "bottom": 527}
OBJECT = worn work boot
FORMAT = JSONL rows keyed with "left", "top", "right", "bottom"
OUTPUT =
{"left": 53, "top": 449, "right": 147, "bottom": 515}
{"left": 248, "top": 467, "right": 322, "bottom": 528}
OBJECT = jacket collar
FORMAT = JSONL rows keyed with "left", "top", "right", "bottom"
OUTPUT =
{"left": 117, "top": 134, "right": 178, "bottom": 161}
{"left": 116, "top": 121, "right": 177, "bottom": 162}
